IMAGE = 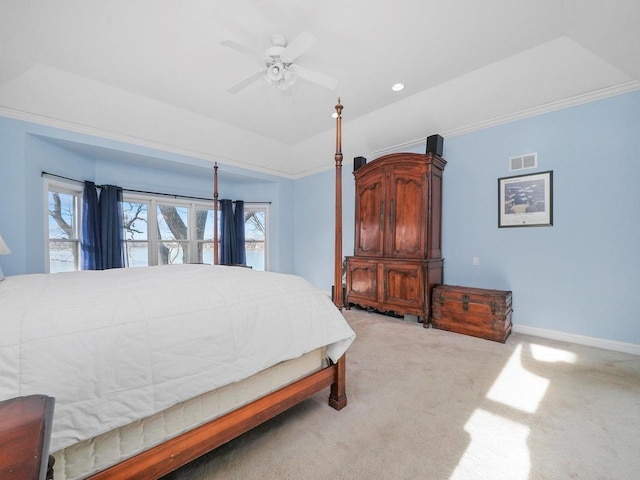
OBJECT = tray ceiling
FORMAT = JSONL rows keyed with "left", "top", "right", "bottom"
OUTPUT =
{"left": 1, "top": 0, "right": 639, "bottom": 177}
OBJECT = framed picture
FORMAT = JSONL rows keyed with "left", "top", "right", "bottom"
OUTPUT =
{"left": 498, "top": 170, "right": 553, "bottom": 228}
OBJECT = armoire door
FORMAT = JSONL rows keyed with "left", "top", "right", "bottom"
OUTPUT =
{"left": 380, "top": 261, "right": 424, "bottom": 315}
{"left": 385, "top": 167, "right": 426, "bottom": 259}
{"left": 345, "top": 258, "right": 378, "bottom": 305}
{"left": 354, "top": 170, "right": 385, "bottom": 257}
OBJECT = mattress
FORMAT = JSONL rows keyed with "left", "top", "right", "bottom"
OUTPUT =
{"left": 52, "top": 348, "right": 324, "bottom": 480}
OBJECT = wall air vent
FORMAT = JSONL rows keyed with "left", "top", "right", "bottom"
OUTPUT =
{"left": 509, "top": 152, "right": 537, "bottom": 171}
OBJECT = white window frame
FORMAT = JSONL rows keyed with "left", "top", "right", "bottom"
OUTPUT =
{"left": 44, "top": 179, "right": 83, "bottom": 273}
{"left": 42, "top": 181, "right": 269, "bottom": 271}
{"left": 120, "top": 194, "right": 152, "bottom": 267}
{"left": 243, "top": 203, "right": 269, "bottom": 271}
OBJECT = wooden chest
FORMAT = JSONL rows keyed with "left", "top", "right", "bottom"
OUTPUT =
{"left": 431, "top": 285, "right": 512, "bottom": 343}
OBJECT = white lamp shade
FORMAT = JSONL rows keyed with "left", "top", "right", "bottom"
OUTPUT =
{"left": 0, "top": 234, "right": 11, "bottom": 254}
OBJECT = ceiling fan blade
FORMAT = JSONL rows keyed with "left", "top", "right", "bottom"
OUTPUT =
{"left": 221, "top": 40, "right": 264, "bottom": 63}
{"left": 281, "top": 88, "right": 295, "bottom": 107}
{"left": 291, "top": 65, "right": 338, "bottom": 91}
{"left": 227, "top": 70, "right": 265, "bottom": 94}
{"left": 281, "top": 31, "right": 316, "bottom": 62}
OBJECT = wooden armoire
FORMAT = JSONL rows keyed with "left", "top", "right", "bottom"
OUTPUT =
{"left": 345, "top": 151, "right": 446, "bottom": 325}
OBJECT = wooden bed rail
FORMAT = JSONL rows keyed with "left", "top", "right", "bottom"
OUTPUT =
{"left": 87, "top": 361, "right": 344, "bottom": 479}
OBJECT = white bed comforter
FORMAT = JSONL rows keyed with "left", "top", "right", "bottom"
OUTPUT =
{"left": 0, "top": 264, "right": 355, "bottom": 452}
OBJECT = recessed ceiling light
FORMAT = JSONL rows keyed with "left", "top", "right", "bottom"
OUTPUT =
{"left": 392, "top": 83, "right": 405, "bottom": 92}
{"left": 331, "top": 112, "right": 339, "bottom": 118}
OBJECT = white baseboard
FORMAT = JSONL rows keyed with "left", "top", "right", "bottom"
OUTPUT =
{"left": 512, "top": 324, "right": 640, "bottom": 356}
{"left": 333, "top": 301, "right": 640, "bottom": 356}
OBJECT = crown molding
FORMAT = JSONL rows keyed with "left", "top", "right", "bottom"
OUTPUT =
{"left": 0, "top": 106, "right": 297, "bottom": 180}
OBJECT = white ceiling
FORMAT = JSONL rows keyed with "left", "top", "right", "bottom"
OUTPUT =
{"left": 1, "top": 0, "right": 639, "bottom": 178}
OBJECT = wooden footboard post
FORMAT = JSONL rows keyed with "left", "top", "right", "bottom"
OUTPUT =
{"left": 328, "top": 354, "right": 347, "bottom": 410}
{"left": 333, "top": 98, "right": 344, "bottom": 310}
{"left": 213, "top": 162, "right": 219, "bottom": 265}
{"left": 328, "top": 99, "right": 347, "bottom": 411}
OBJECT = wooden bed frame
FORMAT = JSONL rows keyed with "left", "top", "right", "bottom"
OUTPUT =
{"left": 83, "top": 99, "right": 347, "bottom": 479}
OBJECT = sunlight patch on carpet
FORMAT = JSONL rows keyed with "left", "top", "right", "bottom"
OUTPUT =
{"left": 451, "top": 409, "right": 530, "bottom": 480}
{"left": 530, "top": 343, "right": 577, "bottom": 363}
{"left": 486, "top": 344, "right": 550, "bottom": 413}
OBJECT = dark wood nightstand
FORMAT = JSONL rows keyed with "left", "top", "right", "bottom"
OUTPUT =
{"left": 0, "top": 395, "right": 55, "bottom": 480}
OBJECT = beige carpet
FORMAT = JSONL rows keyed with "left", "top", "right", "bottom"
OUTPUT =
{"left": 163, "top": 309, "right": 640, "bottom": 480}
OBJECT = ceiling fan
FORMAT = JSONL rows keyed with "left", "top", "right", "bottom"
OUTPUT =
{"left": 221, "top": 31, "right": 338, "bottom": 94}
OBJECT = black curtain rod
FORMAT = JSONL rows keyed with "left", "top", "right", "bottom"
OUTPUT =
{"left": 41, "top": 171, "right": 271, "bottom": 204}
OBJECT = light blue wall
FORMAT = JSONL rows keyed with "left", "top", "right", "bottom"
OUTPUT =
{"left": 294, "top": 90, "right": 640, "bottom": 344}
{"left": 0, "top": 118, "right": 29, "bottom": 274}
{"left": 0, "top": 118, "right": 295, "bottom": 275}
{"left": 293, "top": 167, "right": 355, "bottom": 290}
{"left": 441, "top": 91, "right": 640, "bottom": 344}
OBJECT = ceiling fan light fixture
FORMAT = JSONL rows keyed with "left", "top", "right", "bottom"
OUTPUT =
{"left": 266, "top": 62, "right": 298, "bottom": 90}
{"left": 267, "top": 62, "right": 284, "bottom": 82}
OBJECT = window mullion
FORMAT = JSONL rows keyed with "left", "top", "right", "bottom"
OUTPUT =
{"left": 74, "top": 193, "right": 80, "bottom": 270}
{"left": 188, "top": 202, "right": 196, "bottom": 263}
{"left": 148, "top": 198, "right": 159, "bottom": 265}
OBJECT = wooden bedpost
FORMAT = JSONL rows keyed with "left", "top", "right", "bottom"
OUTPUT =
{"left": 329, "top": 354, "right": 347, "bottom": 410}
{"left": 333, "top": 98, "right": 344, "bottom": 310}
{"left": 329, "top": 98, "right": 348, "bottom": 410}
{"left": 213, "top": 162, "right": 219, "bottom": 265}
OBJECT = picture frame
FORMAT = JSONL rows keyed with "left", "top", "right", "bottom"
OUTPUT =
{"left": 498, "top": 170, "right": 553, "bottom": 228}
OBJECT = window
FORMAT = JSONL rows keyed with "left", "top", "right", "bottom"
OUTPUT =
{"left": 195, "top": 207, "right": 216, "bottom": 264}
{"left": 45, "top": 182, "right": 268, "bottom": 271}
{"left": 157, "top": 203, "right": 190, "bottom": 264}
{"left": 122, "top": 200, "right": 149, "bottom": 267}
{"left": 122, "top": 195, "right": 243, "bottom": 268}
{"left": 47, "top": 181, "right": 82, "bottom": 273}
{"left": 244, "top": 205, "right": 267, "bottom": 270}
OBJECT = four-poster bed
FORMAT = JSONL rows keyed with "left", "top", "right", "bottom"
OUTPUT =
{"left": 0, "top": 101, "right": 351, "bottom": 480}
